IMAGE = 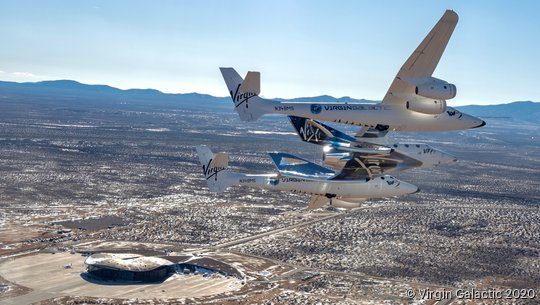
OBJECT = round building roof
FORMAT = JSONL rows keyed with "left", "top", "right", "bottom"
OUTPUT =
{"left": 85, "top": 253, "right": 174, "bottom": 272}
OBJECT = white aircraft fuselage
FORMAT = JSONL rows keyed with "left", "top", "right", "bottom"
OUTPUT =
{"left": 260, "top": 101, "right": 484, "bottom": 132}
{"left": 225, "top": 172, "right": 418, "bottom": 198}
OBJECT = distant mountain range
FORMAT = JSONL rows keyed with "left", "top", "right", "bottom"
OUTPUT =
{"left": 0, "top": 80, "right": 538, "bottom": 123}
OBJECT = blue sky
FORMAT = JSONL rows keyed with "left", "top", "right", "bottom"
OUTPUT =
{"left": 0, "top": 0, "right": 538, "bottom": 105}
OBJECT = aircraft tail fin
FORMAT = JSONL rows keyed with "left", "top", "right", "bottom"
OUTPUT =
{"left": 220, "top": 67, "right": 244, "bottom": 95}
{"left": 195, "top": 145, "right": 237, "bottom": 192}
{"left": 220, "top": 67, "right": 267, "bottom": 121}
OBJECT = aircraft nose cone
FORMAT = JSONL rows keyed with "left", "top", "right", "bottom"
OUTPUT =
{"left": 473, "top": 120, "right": 486, "bottom": 128}
{"left": 398, "top": 180, "right": 419, "bottom": 195}
{"left": 413, "top": 187, "right": 421, "bottom": 194}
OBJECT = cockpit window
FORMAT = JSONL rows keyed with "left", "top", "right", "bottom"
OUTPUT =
{"left": 386, "top": 177, "right": 395, "bottom": 185}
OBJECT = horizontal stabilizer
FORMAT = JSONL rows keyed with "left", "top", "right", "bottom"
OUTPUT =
{"left": 269, "top": 153, "right": 336, "bottom": 180}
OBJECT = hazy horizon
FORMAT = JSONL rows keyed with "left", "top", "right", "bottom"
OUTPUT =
{"left": 1, "top": 77, "right": 538, "bottom": 107}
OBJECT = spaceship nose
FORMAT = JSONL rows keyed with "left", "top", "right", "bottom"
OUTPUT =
{"left": 413, "top": 187, "right": 421, "bottom": 194}
{"left": 440, "top": 151, "right": 458, "bottom": 164}
{"left": 399, "top": 180, "right": 419, "bottom": 195}
{"left": 473, "top": 120, "right": 486, "bottom": 128}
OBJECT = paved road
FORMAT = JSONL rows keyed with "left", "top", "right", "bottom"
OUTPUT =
{"left": 213, "top": 212, "right": 345, "bottom": 249}
{"left": 0, "top": 291, "right": 56, "bottom": 305}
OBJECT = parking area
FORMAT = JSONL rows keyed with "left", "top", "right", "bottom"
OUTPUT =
{"left": 0, "top": 252, "right": 242, "bottom": 305}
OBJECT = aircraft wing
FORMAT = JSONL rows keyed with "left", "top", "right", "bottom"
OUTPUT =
{"left": 354, "top": 127, "right": 392, "bottom": 145}
{"left": 382, "top": 10, "right": 458, "bottom": 106}
{"left": 331, "top": 162, "right": 371, "bottom": 180}
{"left": 269, "top": 153, "right": 336, "bottom": 180}
{"left": 331, "top": 149, "right": 421, "bottom": 180}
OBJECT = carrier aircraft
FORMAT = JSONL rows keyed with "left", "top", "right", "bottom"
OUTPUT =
{"left": 196, "top": 145, "right": 419, "bottom": 209}
{"left": 288, "top": 116, "right": 457, "bottom": 179}
{"left": 220, "top": 10, "right": 485, "bottom": 132}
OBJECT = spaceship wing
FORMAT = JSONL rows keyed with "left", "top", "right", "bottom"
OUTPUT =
{"left": 269, "top": 152, "right": 336, "bottom": 180}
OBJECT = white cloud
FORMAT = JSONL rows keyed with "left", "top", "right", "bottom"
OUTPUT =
{"left": 13, "top": 72, "right": 38, "bottom": 78}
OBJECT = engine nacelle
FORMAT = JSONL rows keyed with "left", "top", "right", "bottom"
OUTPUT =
{"left": 323, "top": 147, "right": 353, "bottom": 169}
{"left": 406, "top": 99, "right": 447, "bottom": 115}
{"left": 402, "top": 76, "right": 457, "bottom": 100}
{"left": 415, "top": 82, "right": 457, "bottom": 100}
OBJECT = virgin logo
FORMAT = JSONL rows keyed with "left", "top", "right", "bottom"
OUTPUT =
{"left": 299, "top": 121, "right": 322, "bottom": 143}
{"left": 202, "top": 158, "right": 225, "bottom": 181}
{"left": 230, "top": 84, "right": 257, "bottom": 108}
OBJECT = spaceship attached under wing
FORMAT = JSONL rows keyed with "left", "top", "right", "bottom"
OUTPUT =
{"left": 288, "top": 116, "right": 457, "bottom": 179}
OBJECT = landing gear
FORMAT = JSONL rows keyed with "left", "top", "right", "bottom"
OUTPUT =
{"left": 325, "top": 193, "right": 336, "bottom": 205}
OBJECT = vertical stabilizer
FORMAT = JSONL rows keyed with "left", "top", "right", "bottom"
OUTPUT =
{"left": 195, "top": 145, "right": 237, "bottom": 192}
{"left": 219, "top": 67, "right": 267, "bottom": 121}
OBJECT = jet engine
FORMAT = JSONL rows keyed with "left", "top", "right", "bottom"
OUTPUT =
{"left": 406, "top": 99, "right": 447, "bottom": 115}
{"left": 401, "top": 77, "right": 456, "bottom": 114}
{"left": 405, "top": 77, "right": 457, "bottom": 100}
{"left": 415, "top": 82, "right": 457, "bottom": 100}
{"left": 322, "top": 147, "right": 353, "bottom": 169}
